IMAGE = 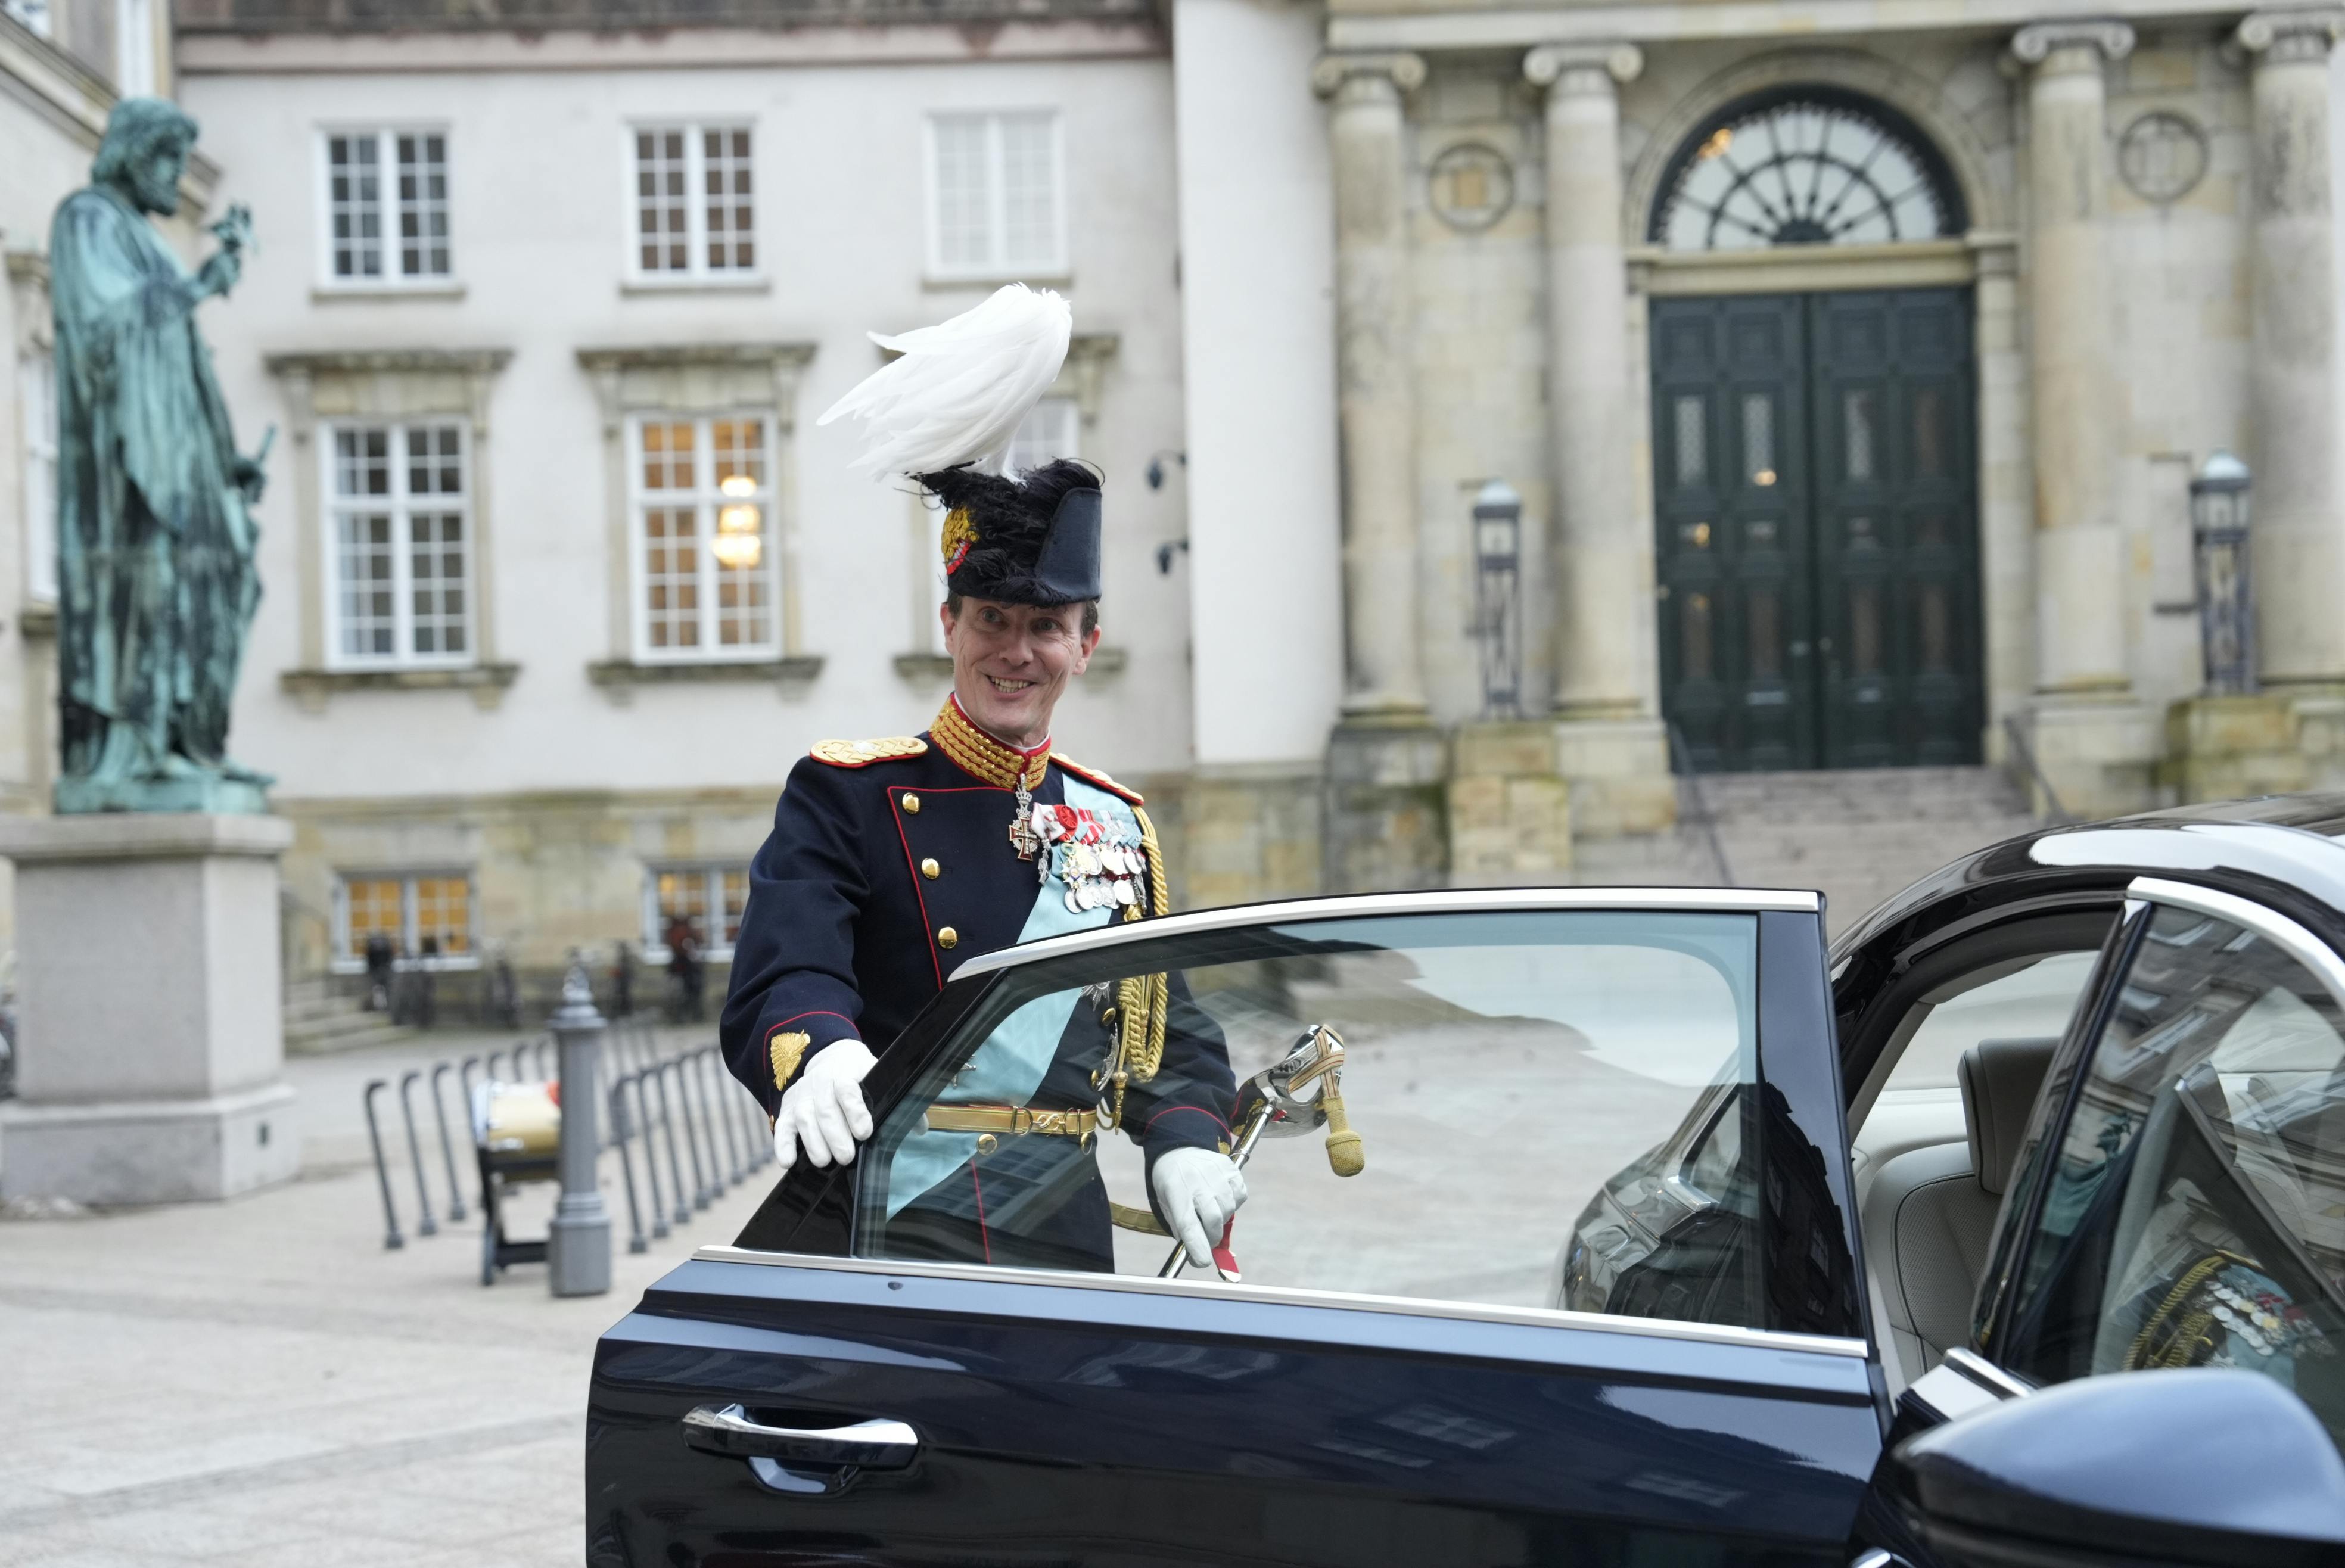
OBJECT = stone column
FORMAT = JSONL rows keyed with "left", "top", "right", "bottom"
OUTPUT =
{"left": 2013, "top": 21, "right": 2134, "bottom": 700}
{"left": 1526, "top": 43, "right": 1646, "bottom": 722}
{"left": 2237, "top": 10, "right": 2345, "bottom": 687}
{"left": 2009, "top": 21, "right": 2157, "bottom": 815}
{"left": 1312, "top": 51, "right": 1427, "bottom": 718}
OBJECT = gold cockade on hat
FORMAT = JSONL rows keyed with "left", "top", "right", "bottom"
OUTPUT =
{"left": 940, "top": 506, "right": 979, "bottom": 573}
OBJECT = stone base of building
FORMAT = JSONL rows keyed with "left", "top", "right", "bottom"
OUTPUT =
{"left": 1554, "top": 717, "right": 1677, "bottom": 842}
{"left": 2160, "top": 693, "right": 2313, "bottom": 803}
{"left": 1161, "top": 762, "right": 1323, "bottom": 910}
{"left": 2015, "top": 700, "right": 2159, "bottom": 819}
{"left": 1324, "top": 718, "right": 1448, "bottom": 894}
{"left": 1449, "top": 721, "right": 1572, "bottom": 885}
{"left": 0, "top": 812, "right": 297, "bottom": 1204}
{"left": 0, "top": 1082, "right": 299, "bottom": 1204}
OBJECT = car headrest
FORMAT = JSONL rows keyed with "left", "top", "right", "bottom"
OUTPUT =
{"left": 1960, "top": 1037, "right": 2059, "bottom": 1196}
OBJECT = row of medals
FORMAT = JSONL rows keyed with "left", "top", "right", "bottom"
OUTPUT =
{"left": 2209, "top": 1269, "right": 2330, "bottom": 1360}
{"left": 1027, "top": 803, "right": 1146, "bottom": 914}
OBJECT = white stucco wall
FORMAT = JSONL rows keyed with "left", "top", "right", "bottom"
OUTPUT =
{"left": 180, "top": 50, "right": 1191, "bottom": 804}
{"left": 1171, "top": 0, "right": 1342, "bottom": 769}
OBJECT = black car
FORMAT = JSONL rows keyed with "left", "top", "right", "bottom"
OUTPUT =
{"left": 589, "top": 797, "right": 2345, "bottom": 1567}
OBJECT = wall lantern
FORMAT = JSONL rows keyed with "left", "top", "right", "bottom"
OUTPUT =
{"left": 2190, "top": 449, "right": 2255, "bottom": 696}
{"left": 1471, "top": 479, "right": 1523, "bottom": 720}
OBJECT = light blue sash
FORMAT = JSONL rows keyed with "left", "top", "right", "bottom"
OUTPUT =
{"left": 884, "top": 777, "right": 1140, "bottom": 1217}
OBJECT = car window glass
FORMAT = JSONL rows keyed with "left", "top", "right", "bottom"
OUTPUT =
{"left": 1999, "top": 904, "right": 2345, "bottom": 1446}
{"left": 851, "top": 910, "right": 1821, "bottom": 1333}
{"left": 1883, "top": 951, "right": 2098, "bottom": 1091}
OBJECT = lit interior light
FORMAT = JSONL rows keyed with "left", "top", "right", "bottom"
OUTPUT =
{"left": 720, "top": 474, "right": 757, "bottom": 498}
{"left": 711, "top": 533, "right": 763, "bottom": 569}
{"left": 1699, "top": 127, "right": 1734, "bottom": 160}
{"left": 717, "top": 503, "right": 761, "bottom": 535}
{"left": 1753, "top": 468, "right": 1778, "bottom": 487}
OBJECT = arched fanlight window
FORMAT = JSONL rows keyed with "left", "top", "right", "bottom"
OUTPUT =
{"left": 1649, "top": 87, "right": 1967, "bottom": 251}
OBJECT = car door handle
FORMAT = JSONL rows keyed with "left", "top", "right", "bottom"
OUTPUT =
{"left": 682, "top": 1405, "right": 918, "bottom": 1470}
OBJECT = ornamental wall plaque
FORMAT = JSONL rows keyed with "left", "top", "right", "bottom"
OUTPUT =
{"left": 1428, "top": 142, "right": 1515, "bottom": 231}
{"left": 2119, "top": 111, "right": 2209, "bottom": 205}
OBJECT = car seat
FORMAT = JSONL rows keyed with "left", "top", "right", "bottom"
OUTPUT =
{"left": 1861, "top": 1037, "right": 2056, "bottom": 1385}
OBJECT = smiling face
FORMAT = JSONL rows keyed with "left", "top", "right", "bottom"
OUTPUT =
{"left": 941, "top": 596, "right": 1100, "bottom": 749}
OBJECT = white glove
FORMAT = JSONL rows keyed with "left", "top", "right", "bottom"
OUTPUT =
{"left": 1150, "top": 1146, "right": 1249, "bottom": 1270}
{"left": 773, "top": 1040, "right": 876, "bottom": 1173}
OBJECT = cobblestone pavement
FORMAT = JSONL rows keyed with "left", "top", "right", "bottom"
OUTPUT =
{"left": 0, "top": 1030, "right": 767, "bottom": 1567}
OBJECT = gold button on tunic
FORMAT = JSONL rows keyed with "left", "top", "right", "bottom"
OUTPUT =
{"left": 937, "top": 926, "right": 958, "bottom": 949}
{"left": 901, "top": 794, "right": 921, "bottom": 814}
{"left": 920, "top": 858, "right": 941, "bottom": 879}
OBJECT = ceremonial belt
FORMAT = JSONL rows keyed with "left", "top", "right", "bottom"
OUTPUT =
{"left": 925, "top": 1104, "right": 1098, "bottom": 1141}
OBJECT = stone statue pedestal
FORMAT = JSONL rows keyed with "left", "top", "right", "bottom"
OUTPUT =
{"left": 0, "top": 814, "right": 298, "bottom": 1205}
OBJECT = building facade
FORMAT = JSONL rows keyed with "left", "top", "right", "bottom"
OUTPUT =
{"left": 11, "top": 0, "right": 2344, "bottom": 991}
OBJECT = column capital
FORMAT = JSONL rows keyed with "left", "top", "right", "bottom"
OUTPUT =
{"left": 1310, "top": 51, "right": 1426, "bottom": 101}
{"left": 2236, "top": 8, "right": 2345, "bottom": 63}
{"left": 2011, "top": 20, "right": 2136, "bottom": 66}
{"left": 1523, "top": 42, "right": 1644, "bottom": 91}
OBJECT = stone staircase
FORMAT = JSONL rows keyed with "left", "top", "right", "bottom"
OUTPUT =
{"left": 282, "top": 976, "right": 414, "bottom": 1056}
{"left": 1572, "top": 766, "right": 2044, "bottom": 934}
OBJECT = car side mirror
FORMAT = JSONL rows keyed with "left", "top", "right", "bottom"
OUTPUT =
{"left": 1886, "top": 1370, "right": 2345, "bottom": 1568}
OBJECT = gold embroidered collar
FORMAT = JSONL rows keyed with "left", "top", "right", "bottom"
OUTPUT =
{"left": 931, "top": 696, "right": 1050, "bottom": 791}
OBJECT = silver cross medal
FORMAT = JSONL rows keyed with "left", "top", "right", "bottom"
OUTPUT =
{"left": 1009, "top": 779, "right": 1042, "bottom": 870}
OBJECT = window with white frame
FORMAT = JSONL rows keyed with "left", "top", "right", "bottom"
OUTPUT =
{"left": 630, "top": 414, "right": 777, "bottom": 658}
{"left": 322, "top": 129, "right": 452, "bottom": 285}
{"left": 18, "top": 350, "right": 57, "bottom": 603}
{"left": 643, "top": 865, "right": 751, "bottom": 958}
{"left": 927, "top": 110, "right": 1065, "bottom": 278}
{"left": 3, "top": 0, "right": 51, "bottom": 37}
{"left": 632, "top": 125, "right": 755, "bottom": 279}
{"left": 325, "top": 422, "right": 472, "bottom": 667}
{"left": 337, "top": 872, "right": 475, "bottom": 963}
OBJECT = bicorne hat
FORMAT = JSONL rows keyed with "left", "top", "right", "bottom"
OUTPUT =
{"left": 817, "top": 285, "right": 1101, "bottom": 606}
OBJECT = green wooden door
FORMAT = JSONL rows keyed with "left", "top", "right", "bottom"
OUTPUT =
{"left": 1653, "top": 287, "right": 1981, "bottom": 771}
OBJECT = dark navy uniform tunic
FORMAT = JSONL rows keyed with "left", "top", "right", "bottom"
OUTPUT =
{"left": 721, "top": 698, "right": 1235, "bottom": 1270}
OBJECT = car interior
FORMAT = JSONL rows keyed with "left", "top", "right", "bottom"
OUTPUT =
{"left": 1840, "top": 919, "right": 2114, "bottom": 1393}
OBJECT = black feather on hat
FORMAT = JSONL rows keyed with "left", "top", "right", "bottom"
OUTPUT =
{"left": 920, "top": 460, "right": 1102, "bottom": 607}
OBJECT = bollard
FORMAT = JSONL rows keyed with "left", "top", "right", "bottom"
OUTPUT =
{"left": 363, "top": 1079, "right": 405, "bottom": 1250}
{"left": 488, "top": 1049, "right": 509, "bottom": 1083}
{"left": 697, "top": 1047, "right": 745, "bottom": 1188}
{"left": 631, "top": 1072, "right": 670, "bottom": 1240}
{"left": 428, "top": 1062, "right": 469, "bottom": 1222}
{"left": 648, "top": 1054, "right": 692, "bottom": 1226}
{"left": 546, "top": 954, "right": 613, "bottom": 1296}
{"left": 397, "top": 1069, "right": 439, "bottom": 1238}
{"left": 610, "top": 1077, "right": 648, "bottom": 1255}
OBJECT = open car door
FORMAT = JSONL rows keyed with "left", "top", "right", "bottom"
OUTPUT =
{"left": 588, "top": 889, "right": 1891, "bottom": 1567}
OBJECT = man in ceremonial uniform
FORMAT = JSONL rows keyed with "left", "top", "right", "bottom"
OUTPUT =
{"left": 721, "top": 286, "right": 1245, "bottom": 1274}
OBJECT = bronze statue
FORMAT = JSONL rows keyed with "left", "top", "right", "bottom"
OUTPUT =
{"left": 48, "top": 98, "right": 270, "bottom": 814}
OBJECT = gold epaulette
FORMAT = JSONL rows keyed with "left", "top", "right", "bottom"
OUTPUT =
{"left": 1051, "top": 752, "right": 1143, "bottom": 805}
{"left": 810, "top": 736, "right": 929, "bottom": 768}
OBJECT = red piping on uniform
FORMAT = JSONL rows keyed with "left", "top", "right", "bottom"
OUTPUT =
{"left": 890, "top": 788, "right": 947, "bottom": 990}
{"left": 767, "top": 1010, "right": 856, "bottom": 1040}
{"left": 1146, "top": 1105, "right": 1233, "bottom": 1140}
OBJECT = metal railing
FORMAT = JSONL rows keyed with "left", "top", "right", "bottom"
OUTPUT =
{"left": 360, "top": 1022, "right": 772, "bottom": 1274}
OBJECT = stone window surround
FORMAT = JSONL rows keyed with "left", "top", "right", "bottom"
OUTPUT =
{"left": 624, "top": 120, "right": 760, "bottom": 290}
{"left": 265, "top": 348, "right": 517, "bottom": 712}
{"left": 893, "top": 331, "right": 1129, "bottom": 683}
{"left": 576, "top": 342, "right": 820, "bottom": 704}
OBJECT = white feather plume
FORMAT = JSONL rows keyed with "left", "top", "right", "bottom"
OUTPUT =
{"left": 817, "top": 285, "right": 1074, "bottom": 480}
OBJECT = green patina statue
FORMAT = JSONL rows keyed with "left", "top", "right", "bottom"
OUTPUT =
{"left": 49, "top": 98, "right": 271, "bottom": 815}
